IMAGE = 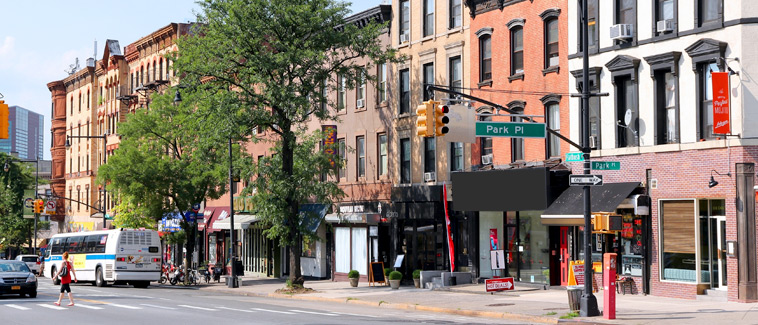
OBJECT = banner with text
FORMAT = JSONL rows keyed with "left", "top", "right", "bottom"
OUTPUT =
{"left": 712, "top": 71, "right": 731, "bottom": 135}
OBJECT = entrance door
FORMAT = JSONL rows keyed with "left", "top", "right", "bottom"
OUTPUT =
{"left": 709, "top": 216, "right": 727, "bottom": 290}
{"left": 559, "top": 227, "right": 570, "bottom": 286}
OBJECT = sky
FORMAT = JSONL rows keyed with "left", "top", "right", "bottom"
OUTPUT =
{"left": 0, "top": 0, "right": 382, "bottom": 160}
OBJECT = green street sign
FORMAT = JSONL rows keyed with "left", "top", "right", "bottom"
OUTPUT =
{"left": 565, "top": 152, "right": 584, "bottom": 162}
{"left": 591, "top": 161, "right": 621, "bottom": 170}
{"left": 475, "top": 122, "right": 546, "bottom": 138}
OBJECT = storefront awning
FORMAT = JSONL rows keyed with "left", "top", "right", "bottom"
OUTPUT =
{"left": 205, "top": 207, "right": 229, "bottom": 232}
{"left": 541, "top": 182, "right": 640, "bottom": 226}
{"left": 300, "top": 204, "right": 328, "bottom": 233}
{"left": 212, "top": 213, "right": 259, "bottom": 230}
{"left": 325, "top": 213, "right": 381, "bottom": 224}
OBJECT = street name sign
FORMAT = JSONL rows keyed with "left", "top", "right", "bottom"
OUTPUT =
{"left": 475, "top": 122, "right": 546, "bottom": 138}
{"left": 485, "top": 277, "right": 515, "bottom": 292}
{"left": 565, "top": 152, "right": 584, "bottom": 162}
{"left": 569, "top": 174, "right": 604, "bottom": 186}
{"left": 591, "top": 161, "right": 620, "bottom": 170}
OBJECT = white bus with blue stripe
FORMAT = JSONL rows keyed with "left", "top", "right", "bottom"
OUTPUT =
{"left": 43, "top": 228, "right": 161, "bottom": 288}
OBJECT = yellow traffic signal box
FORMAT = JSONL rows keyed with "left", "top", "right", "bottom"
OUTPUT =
{"left": 0, "top": 101, "right": 9, "bottom": 140}
{"left": 416, "top": 100, "right": 437, "bottom": 137}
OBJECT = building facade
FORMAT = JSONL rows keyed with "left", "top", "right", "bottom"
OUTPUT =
{"left": 0, "top": 106, "right": 44, "bottom": 161}
{"left": 567, "top": 0, "right": 758, "bottom": 302}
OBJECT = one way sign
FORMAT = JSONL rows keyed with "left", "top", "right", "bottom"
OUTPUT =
{"left": 569, "top": 174, "right": 604, "bottom": 186}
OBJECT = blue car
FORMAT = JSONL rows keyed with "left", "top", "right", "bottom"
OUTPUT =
{"left": 0, "top": 260, "right": 37, "bottom": 298}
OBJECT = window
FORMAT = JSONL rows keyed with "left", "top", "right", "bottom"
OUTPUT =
{"left": 450, "top": 142, "right": 463, "bottom": 172}
{"left": 400, "top": 138, "right": 411, "bottom": 184}
{"left": 579, "top": 0, "right": 599, "bottom": 52}
{"left": 357, "top": 72, "right": 366, "bottom": 108}
{"left": 511, "top": 27, "right": 524, "bottom": 75}
{"left": 479, "top": 113, "right": 492, "bottom": 163}
{"left": 337, "top": 74, "right": 346, "bottom": 112}
{"left": 545, "top": 19, "right": 559, "bottom": 68}
{"left": 351, "top": 228, "right": 368, "bottom": 275}
{"left": 335, "top": 228, "right": 350, "bottom": 273}
{"left": 356, "top": 136, "right": 365, "bottom": 178}
{"left": 86, "top": 186, "right": 89, "bottom": 211}
{"left": 422, "top": 63, "right": 434, "bottom": 101}
{"left": 378, "top": 63, "right": 387, "bottom": 103}
{"left": 449, "top": 56, "right": 462, "bottom": 91}
{"left": 423, "top": 0, "right": 434, "bottom": 37}
{"left": 321, "top": 79, "right": 328, "bottom": 112}
{"left": 77, "top": 188, "right": 81, "bottom": 211}
{"left": 699, "top": 63, "right": 719, "bottom": 141}
{"left": 655, "top": 71, "right": 678, "bottom": 144}
{"left": 546, "top": 103, "right": 561, "bottom": 157}
{"left": 87, "top": 90, "right": 90, "bottom": 109}
{"left": 698, "top": 0, "right": 721, "bottom": 27}
{"left": 378, "top": 134, "right": 387, "bottom": 177}
{"left": 400, "top": 0, "right": 410, "bottom": 42}
{"left": 479, "top": 35, "right": 492, "bottom": 81}
{"left": 338, "top": 138, "right": 346, "bottom": 180}
{"left": 616, "top": 0, "right": 635, "bottom": 25}
{"left": 660, "top": 200, "right": 696, "bottom": 282}
{"left": 449, "top": 0, "right": 461, "bottom": 29}
{"left": 655, "top": 0, "right": 675, "bottom": 33}
{"left": 424, "top": 137, "right": 435, "bottom": 174}
{"left": 511, "top": 111, "right": 524, "bottom": 161}
{"left": 78, "top": 94, "right": 82, "bottom": 112}
{"left": 399, "top": 69, "right": 410, "bottom": 114}
{"left": 615, "top": 75, "right": 638, "bottom": 147}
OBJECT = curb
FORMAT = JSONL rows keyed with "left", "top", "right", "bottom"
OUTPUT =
{"left": 199, "top": 285, "right": 561, "bottom": 324}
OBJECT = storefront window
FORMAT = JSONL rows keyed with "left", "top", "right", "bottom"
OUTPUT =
{"left": 518, "top": 211, "right": 550, "bottom": 284}
{"left": 351, "top": 228, "right": 368, "bottom": 275}
{"left": 661, "top": 200, "right": 696, "bottom": 282}
{"left": 209, "top": 234, "right": 217, "bottom": 265}
{"left": 620, "top": 210, "right": 644, "bottom": 276}
{"left": 335, "top": 227, "right": 350, "bottom": 273}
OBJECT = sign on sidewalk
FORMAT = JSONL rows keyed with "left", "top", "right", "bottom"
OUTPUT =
{"left": 485, "top": 277, "right": 515, "bottom": 292}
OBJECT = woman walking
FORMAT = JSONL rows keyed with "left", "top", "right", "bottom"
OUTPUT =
{"left": 53, "top": 251, "right": 77, "bottom": 306}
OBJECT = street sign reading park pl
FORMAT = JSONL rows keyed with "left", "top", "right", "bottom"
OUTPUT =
{"left": 475, "top": 121, "right": 546, "bottom": 138}
{"left": 591, "top": 161, "right": 621, "bottom": 170}
{"left": 569, "top": 174, "right": 604, "bottom": 186}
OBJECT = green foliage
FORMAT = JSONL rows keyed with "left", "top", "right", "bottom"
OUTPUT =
{"left": 165, "top": 230, "right": 186, "bottom": 246}
{"left": 111, "top": 196, "right": 158, "bottom": 230}
{"left": 384, "top": 268, "right": 391, "bottom": 276}
{"left": 388, "top": 271, "right": 402, "bottom": 281}
{"left": 560, "top": 311, "right": 579, "bottom": 319}
{"left": 412, "top": 269, "right": 421, "bottom": 280}
{"left": 173, "top": 0, "right": 400, "bottom": 285}
{"left": 0, "top": 154, "right": 37, "bottom": 251}
{"left": 347, "top": 270, "right": 359, "bottom": 278}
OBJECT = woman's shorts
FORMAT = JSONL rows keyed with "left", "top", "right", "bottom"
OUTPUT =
{"left": 60, "top": 283, "right": 71, "bottom": 293}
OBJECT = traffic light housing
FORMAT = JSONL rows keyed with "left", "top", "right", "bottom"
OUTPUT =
{"left": 435, "top": 104, "right": 449, "bottom": 136}
{"left": 592, "top": 213, "right": 623, "bottom": 233}
{"left": 33, "top": 199, "right": 44, "bottom": 214}
{"left": 416, "top": 100, "right": 436, "bottom": 137}
{"left": 0, "top": 100, "right": 8, "bottom": 140}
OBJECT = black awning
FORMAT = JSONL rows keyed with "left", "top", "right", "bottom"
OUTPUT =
{"left": 541, "top": 182, "right": 640, "bottom": 225}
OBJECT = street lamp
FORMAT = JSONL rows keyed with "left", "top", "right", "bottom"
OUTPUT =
{"left": 66, "top": 133, "right": 108, "bottom": 229}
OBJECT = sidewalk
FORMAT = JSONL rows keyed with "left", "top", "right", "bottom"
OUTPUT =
{"left": 196, "top": 276, "right": 758, "bottom": 324}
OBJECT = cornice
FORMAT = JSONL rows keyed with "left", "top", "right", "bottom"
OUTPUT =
{"left": 643, "top": 51, "right": 681, "bottom": 77}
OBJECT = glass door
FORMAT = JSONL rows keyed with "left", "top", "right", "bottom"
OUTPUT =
{"left": 709, "top": 216, "right": 727, "bottom": 290}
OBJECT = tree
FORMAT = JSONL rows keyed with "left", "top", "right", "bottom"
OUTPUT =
{"left": 174, "top": 0, "right": 399, "bottom": 285}
{"left": 97, "top": 91, "right": 238, "bottom": 273}
{"left": 111, "top": 196, "right": 158, "bottom": 230}
{"left": 0, "top": 154, "right": 37, "bottom": 256}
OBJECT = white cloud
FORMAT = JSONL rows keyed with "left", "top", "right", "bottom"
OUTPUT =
{"left": 0, "top": 36, "right": 14, "bottom": 55}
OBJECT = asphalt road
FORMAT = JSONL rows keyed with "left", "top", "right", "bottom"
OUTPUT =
{"left": 0, "top": 279, "right": 531, "bottom": 325}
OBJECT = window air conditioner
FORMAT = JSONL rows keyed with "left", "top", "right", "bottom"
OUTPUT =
{"left": 357, "top": 99, "right": 364, "bottom": 108}
{"left": 588, "top": 135, "right": 598, "bottom": 149}
{"left": 656, "top": 19, "right": 675, "bottom": 33}
{"left": 481, "top": 154, "right": 493, "bottom": 165}
{"left": 423, "top": 172, "right": 436, "bottom": 182}
{"left": 400, "top": 33, "right": 409, "bottom": 43}
{"left": 610, "top": 24, "right": 634, "bottom": 41}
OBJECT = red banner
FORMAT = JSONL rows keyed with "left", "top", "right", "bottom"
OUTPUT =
{"left": 443, "top": 183, "right": 454, "bottom": 272}
{"left": 712, "top": 71, "right": 730, "bottom": 135}
{"left": 485, "top": 277, "right": 514, "bottom": 292}
{"left": 321, "top": 125, "right": 337, "bottom": 167}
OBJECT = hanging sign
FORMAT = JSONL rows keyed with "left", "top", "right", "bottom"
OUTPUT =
{"left": 712, "top": 71, "right": 731, "bottom": 135}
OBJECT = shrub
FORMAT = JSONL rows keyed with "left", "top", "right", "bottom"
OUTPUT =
{"left": 412, "top": 269, "right": 421, "bottom": 279}
{"left": 389, "top": 271, "right": 402, "bottom": 281}
{"left": 384, "top": 267, "right": 392, "bottom": 276}
{"left": 348, "top": 270, "right": 360, "bottom": 278}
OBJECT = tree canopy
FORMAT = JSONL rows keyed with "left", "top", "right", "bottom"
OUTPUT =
{"left": 0, "top": 153, "right": 40, "bottom": 255}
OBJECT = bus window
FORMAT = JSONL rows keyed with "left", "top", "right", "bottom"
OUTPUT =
{"left": 86, "top": 236, "right": 98, "bottom": 253}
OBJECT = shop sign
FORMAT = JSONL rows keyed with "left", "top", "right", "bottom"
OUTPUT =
{"left": 233, "top": 196, "right": 255, "bottom": 213}
{"left": 571, "top": 262, "right": 585, "bottom": 286}
{"left": 711, "top": 71, "right": 730, "bottom": 135}
{"left": 485, "top": 277, "right": 514, "bottom": 292}
{"left": 339, "top": 205, "right": 364, "bottom": 214}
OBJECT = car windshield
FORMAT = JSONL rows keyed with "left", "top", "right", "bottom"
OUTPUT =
{"left": 0, "top": 263, "right": 31, "bottom": 272}
{"left": 21, "top": 257, "right": 37, "bottom": 263}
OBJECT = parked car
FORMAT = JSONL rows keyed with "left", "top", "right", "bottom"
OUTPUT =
{"left": 14, "top": 255, "right": 40, "bottom": 275}
{"left": 0, "top": 260, "right": 37, "bottom": 297}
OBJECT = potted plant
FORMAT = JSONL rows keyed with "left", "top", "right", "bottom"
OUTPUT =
{"left": 412, "top": 269, "right": 421, "bottom": 288}
{"left": 389, "top": 271, "right": 402, "bottom": 290}
{"left": 348, "top": 270, "right": 360, "bottom": 287}
{"left": 384, "top": 267, "right": 392, "bottom": 286}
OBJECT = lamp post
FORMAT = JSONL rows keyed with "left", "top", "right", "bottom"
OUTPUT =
{"left": 66, "top": 134, "right": 108, "bottom": 229}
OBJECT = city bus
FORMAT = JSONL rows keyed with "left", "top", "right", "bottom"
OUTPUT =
{"left": 43, "top": 228, "right": 161, "bottom": 288}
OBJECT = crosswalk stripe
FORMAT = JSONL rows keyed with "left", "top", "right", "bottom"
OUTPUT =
{"left": 140, "top": 304, "right": 176, "bottom": 310}
{"left": 5, "top": 304, "right": 30, "bottom": 310}
{"left": 217, "top": 306, "right": 256, "bottom": 313}
{"left": 76, "top": 304, "right": 104, "bottom": 310}
{"left": 110, "top": 304, "right": 142, "bottom": 310}
{"left": 178, "top": 304, "right": 217, "bottom": 311}
{"left": 38, "top": 304, "right": 66, "bottom": 310}
{"left": 252, "top": 308, "right": 295, "bottom": 314}
{"left": 289, "top": 309, "right": 339, "bottom": 316}
{"left": 330, "top": 311, "right": 379, "bottom": 318}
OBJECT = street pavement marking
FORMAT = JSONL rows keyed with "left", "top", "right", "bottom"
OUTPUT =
{"left": 38, "top": 304, "right": 66, "bottom": 310}
{"left": 110, "top": 303, "right": 142, "bottom": 310}
{"left": 77, "top": 298, "right": 110, "bottom": 304}
{"left": 76, "top": 304, "right": 104, "bottom": 310}
{"left": 140, "top": 304, "right": 177, "bottom": 310}
{"left": 5, "top": 304, "right": 30, "bottom": 310}
{"left": 252, "top": 308, "right": 295, "bottom": 314}
{"left": 217, "top": 306, "right": 256, "bottom": 313}
{"left": 178, "top": 304, "right": 218, "bottom": 311}
{"left": 289, "top": 309, "right": 339, "bottom": 316}
{"left": 329, "top": 311, "right": 379, "bottom": 318}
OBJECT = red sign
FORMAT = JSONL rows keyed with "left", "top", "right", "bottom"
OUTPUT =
{"left": 443, "top": 184, "right": 455, "bottom": 272}
{"left": 485, "top": 277, "right": 514, "bottom": 292}
{"left": 712, "top": 71, "right": 731, "bottom": 135}
{"left": 572, "top": 264, "right": 585, "bottom": 286}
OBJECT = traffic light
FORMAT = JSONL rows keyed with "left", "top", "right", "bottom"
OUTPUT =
{"left": 0, "top": 100, "right": 8, "bottom": 140}
{"left": 592, "top": 213, "right": 623, "bottom": 233}
{"left": 434, "top": 104, "right": 449, "bottom": 136}
{"left": 33, "top": 199, "right": 44, "bottom": 214}
{"left": 592, "top": 214, "right": 605, "bottom": 232}
{"left": 416, "top": 100, "right": 436, "bottom": 137}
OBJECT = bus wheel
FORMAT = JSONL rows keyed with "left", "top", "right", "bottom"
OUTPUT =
{"left": 95, "top": 267, "right": 106, "bottom": 287}
{"left": 52, "top": 268, "right": 60, "bottom": 286}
